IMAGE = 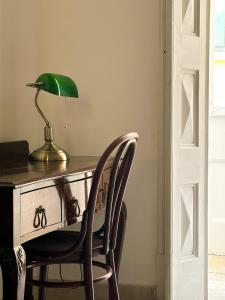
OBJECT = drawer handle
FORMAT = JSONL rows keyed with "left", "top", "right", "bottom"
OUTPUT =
{"left": 99, "top": 185, "right": 107, "bottom": 204}
{"left": 41, "top": 209, "right": 47, "bottom": 229}
{"left": 33, "top": 206, "right": 47, "bottom": 229}
{"left": 71, "top": 198, "right": 80, "bottom": 217}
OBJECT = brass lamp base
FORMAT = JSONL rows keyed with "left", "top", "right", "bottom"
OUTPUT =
{"left": 29, "top": 141, "right": 69, "bottom": 161}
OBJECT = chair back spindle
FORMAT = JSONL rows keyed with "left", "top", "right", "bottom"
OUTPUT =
{"left": 84, "top": 133, "right": 138, "bottom": 257}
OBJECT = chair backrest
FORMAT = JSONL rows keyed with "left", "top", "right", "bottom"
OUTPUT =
{"left": 56, "top": 132, "right": 138, "bottom": 260}
{"left": 83, "top": 132, "right": 139, "bottom": 256}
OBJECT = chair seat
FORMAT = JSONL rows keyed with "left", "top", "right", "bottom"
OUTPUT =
{"left": 23, "top": 231, "right": 103, "bottom": 260}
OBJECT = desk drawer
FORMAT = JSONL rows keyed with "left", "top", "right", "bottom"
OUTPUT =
{"left": 63, "top": 168, "right": 110, "bottom": 223}
{"left": 20, "top": 186, "right": 61, "bottom": 237}
{"left": 63, "top": 178, "right": 91, "bottom": 224}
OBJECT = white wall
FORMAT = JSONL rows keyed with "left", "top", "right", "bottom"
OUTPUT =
{"left": 208, "top": 115, "right": 225, "bottom": 255}
{"left": 0, "top": 0, "right": 164, "bottom": 293}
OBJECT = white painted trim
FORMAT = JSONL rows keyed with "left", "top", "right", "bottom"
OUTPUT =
{"left": 204, "top": 1, "right": 211, "bottom": 299}
{"left": 164, "top": 0, "right": 210, "bottom": 299}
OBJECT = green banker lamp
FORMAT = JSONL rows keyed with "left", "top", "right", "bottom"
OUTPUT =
{"left": 27, "top": 73, "right": 78, "bottom": 161}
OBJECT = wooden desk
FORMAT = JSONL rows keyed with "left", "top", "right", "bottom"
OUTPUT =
{"left": 0, "top": 141, "right": 121, "bottom": 300}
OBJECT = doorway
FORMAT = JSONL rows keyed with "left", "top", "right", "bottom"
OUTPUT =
{"left": 208, "top": 0, "right": 225, "bottom": 299}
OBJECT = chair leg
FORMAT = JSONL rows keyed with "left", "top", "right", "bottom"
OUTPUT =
{"left": 83, "top": 256, "right": 95, "bottom": 300}
{"left": 38, "top": 265, "right": 48, "bottom": 300}
{"left": 114, "top": 202, "right": 127, "bottom": 279}
{"left": 107, "top": 250, "right": 120, "bottom": 300}
{"left": 24, "top": 268, "right": 34, "bottom": 300}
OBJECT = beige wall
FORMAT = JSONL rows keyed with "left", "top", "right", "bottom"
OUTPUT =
{"left": 0, "top": 0, "right": 164, "bottom": 291}
{"left": 1, "top": 0, "right": 40, "bottom": 143}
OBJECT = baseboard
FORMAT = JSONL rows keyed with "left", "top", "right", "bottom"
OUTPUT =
{"left": 33, "top": 284, "right": 158, "bottom": 300}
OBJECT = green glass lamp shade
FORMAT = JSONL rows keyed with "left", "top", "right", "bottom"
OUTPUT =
{"left": 36, "top": 73, "right": 78, "bottom": 98}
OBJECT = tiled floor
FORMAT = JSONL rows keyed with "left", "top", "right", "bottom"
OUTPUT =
{"left": 208, "top": 255, "right": 225, "bottom": 300}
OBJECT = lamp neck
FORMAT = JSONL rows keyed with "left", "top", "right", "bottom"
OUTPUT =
{"left": 44, "top": 124, "right": 54, "bottom": 142}
{"left": 34, "top": 89, "right": 50, "bottom": 126}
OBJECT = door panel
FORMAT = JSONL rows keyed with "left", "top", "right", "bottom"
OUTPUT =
{"left": 168, "top": 0, "right": 209, "bottom": 299}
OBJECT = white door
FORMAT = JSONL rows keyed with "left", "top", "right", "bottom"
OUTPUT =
{"left": 166, "top": 0, "right": 209, "bottom": 299}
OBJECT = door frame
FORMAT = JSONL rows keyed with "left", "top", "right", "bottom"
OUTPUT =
{"left": 163, "top": 0, "right": 211, "bottom": 299}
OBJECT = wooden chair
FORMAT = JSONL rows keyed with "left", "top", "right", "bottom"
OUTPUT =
{"left": 23, "top": 132, "right": 139, "bottom": 300}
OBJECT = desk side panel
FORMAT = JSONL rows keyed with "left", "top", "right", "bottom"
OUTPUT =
{"left": 0, "top": 187, "right": 21, "bottom": 247}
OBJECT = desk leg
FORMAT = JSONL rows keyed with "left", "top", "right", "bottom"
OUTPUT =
{"left": 114, "top": 202, "right": 127, "bottom": 279}
{"left": 0, "top": 246, "right": 26, "bottom": 300}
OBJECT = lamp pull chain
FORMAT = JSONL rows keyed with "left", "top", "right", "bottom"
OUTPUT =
{"left": 64, "top": 97, "right": 67, "bottom": 129}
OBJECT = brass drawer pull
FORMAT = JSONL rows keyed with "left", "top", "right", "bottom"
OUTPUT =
{"left": 99, "top": 184, "right": 108, "bottom": 204}
{"left": 41, "top": 209, "right": 47, "bottom": 229}
{"left": 33, "top": 206, "right": 47, "bottom": 229}
{"left": 99, "top": 188, "right": 105, "bottom": 203}
{"left": 71, "top": 197, "right": 80, "bottom": 217}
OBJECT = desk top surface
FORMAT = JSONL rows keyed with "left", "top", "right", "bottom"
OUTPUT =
{"left": 0, "top": 156, "right": 101, "bottom": 187}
